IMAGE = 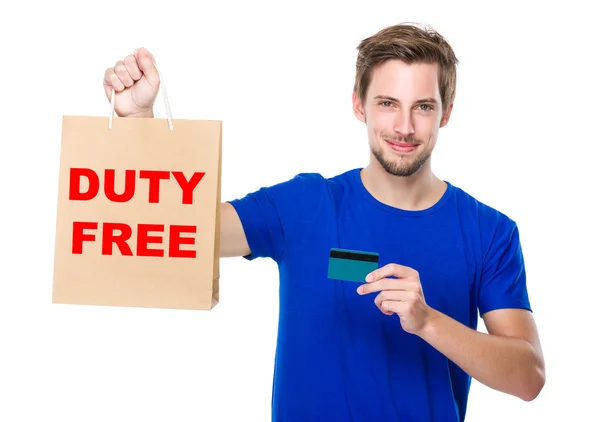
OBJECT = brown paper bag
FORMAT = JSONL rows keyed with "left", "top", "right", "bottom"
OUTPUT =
{"left": 52, "top": 114, "right": 222, "bottom": 310}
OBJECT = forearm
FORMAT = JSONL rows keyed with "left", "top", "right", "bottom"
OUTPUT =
{"left": 417, "top": 308, "right": 545, "bottom": 401}
{"left": 219, "top": 202, "right": 251, "bottom": 257}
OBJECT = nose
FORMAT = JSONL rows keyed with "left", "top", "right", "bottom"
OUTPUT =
{"left": 392, "top": 110, "right": 415, "bottom": 137}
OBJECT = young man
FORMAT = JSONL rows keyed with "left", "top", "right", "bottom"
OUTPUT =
{"left": 104, "top": 23, "right": 545, "bottom": 422}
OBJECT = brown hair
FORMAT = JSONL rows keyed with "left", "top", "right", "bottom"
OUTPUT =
{"left": 354, "top": 23, "right": 459, "bottom": 112}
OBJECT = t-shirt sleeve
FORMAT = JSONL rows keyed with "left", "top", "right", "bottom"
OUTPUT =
{"left": 478, "top": 214, "right": 532, "bottom": 316}
{"left": 226, "top": 173, "right": 324, "bottom": 263}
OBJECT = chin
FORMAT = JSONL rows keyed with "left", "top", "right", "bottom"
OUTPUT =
{"left": 372, "top": 145, "right": 431, "bottom": 177}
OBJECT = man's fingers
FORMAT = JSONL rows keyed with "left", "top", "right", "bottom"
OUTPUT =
{"left": 123, "top": 54, "right": 142, "bottom": 81}
{"left": 357, "top": 277, "right": 418, "bottom": 295}
{"left": 134, "top": 47, "right": 160, "bottom": 88}
{"left": 374, "top": 290, "right": 417, "bottom": 309}
{"left": 379, "top": 300, "right": 408, "bottom": 316}
{"left": 358, "top": 277, "right": 397, "bottom": 295}
{"left": 114, "top": 60, "right": 134, "bottom": 88}
{"left": 103, "top": 67, "right": 124, "bottom": 93}
{"left": 366, "top": 263, "right": 416, "bottom": 282}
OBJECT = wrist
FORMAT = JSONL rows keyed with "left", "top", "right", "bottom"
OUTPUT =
{"left": 128, "top": 109, "right": 154, "bottom": 118}
{"left": 417, "top": 306, "right": 442, "bottom": 339}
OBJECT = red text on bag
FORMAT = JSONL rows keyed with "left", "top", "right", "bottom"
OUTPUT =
{"left": 72, "top": 222, "right": 196, "bottom": 258}
{"left": 68, "top": 168, "right": 205, "bottom": 258}
{"left": 69, "top": 168, "right": 205, "bottom": 204}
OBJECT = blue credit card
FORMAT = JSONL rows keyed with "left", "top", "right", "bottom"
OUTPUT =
{"left": 327, "top": 248, "right": 379, "bottom": 283}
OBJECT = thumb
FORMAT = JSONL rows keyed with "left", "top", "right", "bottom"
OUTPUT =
{"left": 134, "top": 47, "right": 160, "bottom": 88}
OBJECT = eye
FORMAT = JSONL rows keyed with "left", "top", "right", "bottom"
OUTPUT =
{"left": 379, "top": 101, "right": 393, "bottom": 108}
{"left": 418, "top": 104, "right": 434, "bottom": 111}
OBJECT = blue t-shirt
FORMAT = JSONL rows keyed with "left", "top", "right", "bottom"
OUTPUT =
{"left": 228, "top": 168, "right": 531, "bottom": 422}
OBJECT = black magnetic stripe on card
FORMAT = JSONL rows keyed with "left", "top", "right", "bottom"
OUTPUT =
{"left": 329, "top": 250, "right": 379, "bottom": 262}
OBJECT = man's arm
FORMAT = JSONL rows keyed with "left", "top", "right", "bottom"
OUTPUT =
{"left": 417, "top": 307, "right": 545, "bottom": 401}
{"left": 219, "top": 202, "right": 251, "bottom": 258}
{"left": 359, "top": 263, "right": 546, "bottom": 402}
{"left": 102, "top": 48, "right": 272, "bottom": 260}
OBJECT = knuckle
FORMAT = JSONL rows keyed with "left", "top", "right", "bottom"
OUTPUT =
{"left": 115, "top": 70, "right": 133, "bottom": 87}
{"left": 114, "top": 69, "right": 125, "bottom": 80}
{"left": 109, "top": 74, "right": 124, "bottom": 90}
{"left": 114, "top": 62, "right": 129, "bottom": 77}
{"left": 124, "top": 55, "right": 141, "bottom": 74}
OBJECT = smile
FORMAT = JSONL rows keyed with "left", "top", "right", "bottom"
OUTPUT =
{"left": 385, "top": 140, "right": 418, "bottom": 153}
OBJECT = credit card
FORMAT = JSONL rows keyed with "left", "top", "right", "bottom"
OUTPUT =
{"left": 327, "top": 248, "right": 379, "bottom": 283}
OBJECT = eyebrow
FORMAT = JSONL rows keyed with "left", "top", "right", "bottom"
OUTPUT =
{"left": 374, "top": 95, "right": 439, "bottom": 106}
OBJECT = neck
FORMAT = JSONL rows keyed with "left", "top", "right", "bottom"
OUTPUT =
{"left": 360, "top": 159, "right": 447, "bottom": 211}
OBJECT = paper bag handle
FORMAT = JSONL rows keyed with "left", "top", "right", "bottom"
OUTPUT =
{"left": 108, "top": 58, "right": 174, "bottom": 132}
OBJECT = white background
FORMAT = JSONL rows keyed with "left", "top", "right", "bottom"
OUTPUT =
{"left": 1, "top": 0, "right": 598, "bottom": 421}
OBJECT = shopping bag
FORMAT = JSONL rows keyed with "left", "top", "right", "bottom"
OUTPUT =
{"left": 52, "top": 83, "right": 222, "bottom": 311}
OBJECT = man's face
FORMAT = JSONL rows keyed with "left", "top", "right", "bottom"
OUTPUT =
{"left": 353, "top": 60, "right": 452, "bottom": 177}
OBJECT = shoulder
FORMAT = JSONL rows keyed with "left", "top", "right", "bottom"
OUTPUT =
{"left": 256, "top": 171, "right": 330, "bottom": 202}
{"left": 450, "top": 187, "right": 532, "bottom": 314}
{"left": 281, "top": 169, "right": 356, "bottom": 188}
{"left": 451, "top": 183, "right": 518, "bottom": 230}
{"left": 228, "top": 170, "right": 355, "bottom": 221}
{"left": 255, "top": 169, "right": 356, "bottom": 202}
{"left": 449, "top": 184, "right": 521, "bottom": 261}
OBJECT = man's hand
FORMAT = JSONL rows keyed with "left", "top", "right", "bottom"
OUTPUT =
{"left": 357, "top": 263, "right": 432, "bottom": 335}
{"left": 103, "top": 47, "right": 160, "bottom": 118}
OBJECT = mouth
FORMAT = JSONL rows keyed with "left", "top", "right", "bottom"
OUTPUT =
{"left": 385, "top": 140, "right": 418, "bottom": 153}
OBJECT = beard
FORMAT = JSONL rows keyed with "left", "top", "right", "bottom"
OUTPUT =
{"left": 371, "top": 133, "right": 431, "bottom": 177}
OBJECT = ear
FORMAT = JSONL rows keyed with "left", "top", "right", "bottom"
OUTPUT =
{"left": 439, "top": 103, "right": 453, "bottom": 128}
{"left": 352, "top": 91, "right": 366, "bottom": 123}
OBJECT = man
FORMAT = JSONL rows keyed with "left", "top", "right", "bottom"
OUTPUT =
{"left": 103, "top": 23, "right": 545, "bottom": 422}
